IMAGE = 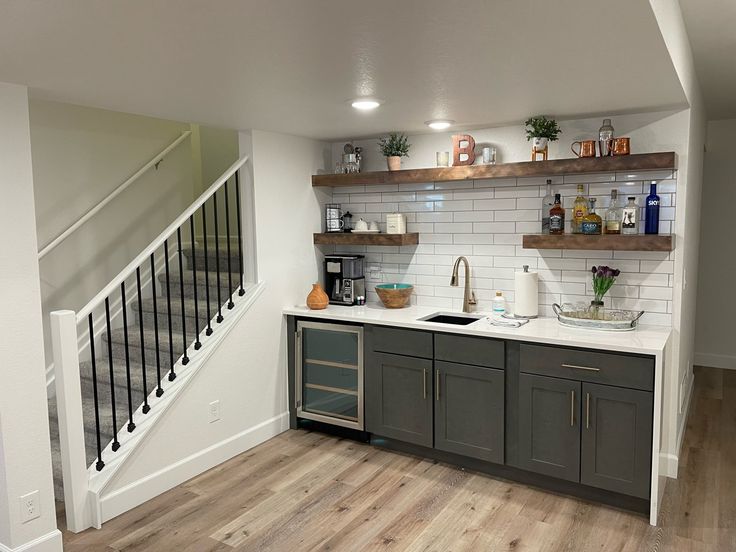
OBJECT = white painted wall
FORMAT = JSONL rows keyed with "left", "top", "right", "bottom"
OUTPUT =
{"left": 695, "top": 118, "right": 736, "bottom": 369}
{"left": 649, "top": 0, "right": 707, "bottom": 472}
{"left": 95, "top": 130, "right": 330, "bottom": 513}
{"left": 0, "top": 83, "right": 62, "bottom": 551}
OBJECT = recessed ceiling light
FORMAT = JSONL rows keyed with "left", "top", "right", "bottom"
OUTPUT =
{"left": 426, "top": 119, "right": 454, "bottom": 130}
{"left": 351, "top": 99, "right": 381, "bottom": 111}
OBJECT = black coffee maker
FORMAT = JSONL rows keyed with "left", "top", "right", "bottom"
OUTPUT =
{"left": 324, "top": 254, "right": 365, "bottom": 305}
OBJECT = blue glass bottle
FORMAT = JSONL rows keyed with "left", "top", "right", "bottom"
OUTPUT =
{"left": 645, "top": 183, "right": 660, "bottom": 234}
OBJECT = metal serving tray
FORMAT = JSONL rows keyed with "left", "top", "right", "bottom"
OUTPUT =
{"left": 552, "top": 303, "right": 645, "bottom": 332}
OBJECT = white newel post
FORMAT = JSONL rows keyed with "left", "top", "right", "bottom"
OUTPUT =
{"left": 51, "top": 310, "right": 92, "bottom": 532}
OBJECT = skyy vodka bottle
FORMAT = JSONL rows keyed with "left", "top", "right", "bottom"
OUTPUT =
{"left": 645, "top": 183, "right": 660, "bottom": 234}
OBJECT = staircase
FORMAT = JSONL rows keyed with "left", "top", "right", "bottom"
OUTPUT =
{"left": 47, "top": 242, "right": 242, "bottom": 500}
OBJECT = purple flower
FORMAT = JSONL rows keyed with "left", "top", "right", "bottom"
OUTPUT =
{"left": 591, "top": 266, "right": 597, "bottom": 274}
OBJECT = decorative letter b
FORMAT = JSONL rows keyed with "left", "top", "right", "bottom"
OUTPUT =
{"left": 452, "top": 134, "right": 476, "bottom": 166}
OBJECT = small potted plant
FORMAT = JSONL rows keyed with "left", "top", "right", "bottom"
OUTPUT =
{"left": 591, "top": 265, "right": 620, "bottom": 317}
{"left": 525, "top": 116, "right": 562, "bottom": 160}
{"left": 378, "top": 133, "right": 411, "bottom": 171}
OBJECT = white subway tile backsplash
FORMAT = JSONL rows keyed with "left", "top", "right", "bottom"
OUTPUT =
{"left": 327, "top": 171, "right": 677, "bottom": 326}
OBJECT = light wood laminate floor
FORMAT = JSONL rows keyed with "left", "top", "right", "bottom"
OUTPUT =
{"left": 61, "top": 367, "right": 736, "bottom": 551}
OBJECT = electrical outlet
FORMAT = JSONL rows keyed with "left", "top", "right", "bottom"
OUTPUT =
{"left": 208, "top": 400, "right": 220, "bottom": 423}
{"left": 19, "top": 490, "right": 40, "bottom": 523}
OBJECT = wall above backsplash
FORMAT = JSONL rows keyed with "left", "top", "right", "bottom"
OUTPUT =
{"left": 322, "top": 111, "right": 685, "bottom": 326}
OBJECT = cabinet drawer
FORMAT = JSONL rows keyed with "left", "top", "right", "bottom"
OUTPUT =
{"left": 519, "top": 343, "right": 654, "bottom": 391}
{"left": 435, "top": 333, "right": 504, "bottom": 369}
{"left": 369, "top": 325, "right": 433, "bottom": 359}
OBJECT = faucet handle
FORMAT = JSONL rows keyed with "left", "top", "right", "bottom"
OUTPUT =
{"left": 469, "top": 291, "right": 477, "bottom": 305}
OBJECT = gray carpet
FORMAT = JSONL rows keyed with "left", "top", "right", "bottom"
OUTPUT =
{"left": 48, "top": 243, "right": 243, "bottom": 501}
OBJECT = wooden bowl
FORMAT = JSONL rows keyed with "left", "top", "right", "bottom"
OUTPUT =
{"left": 375, "top": 283, "right": 413, "bottom": 309}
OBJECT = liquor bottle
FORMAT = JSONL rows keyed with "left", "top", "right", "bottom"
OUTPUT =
{"left": 645, "top": 183, "right": 660, "bottom": 234}
{"left": 549, "top": 193, "right": 565, "bottom": 235}
{"left": 604, "top": 189, "right": 622, "bottom": 234}
{"left": 581, "top": 198, "right": 602, "bottom": 235}
{"left": 622, "top": 196, "right": 639, "bottom": 235}
{"left": 572, "top": 184, "right": 588, "bottom": 234}
{"left": 541, "top": 179, "right": 554, "bottom": 233}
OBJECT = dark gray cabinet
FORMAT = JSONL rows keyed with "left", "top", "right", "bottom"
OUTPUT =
{"left": 581, "top": 382, "right": 653, "bottom": 499}
{"left": 518, "top": 373, "right": 581, "bottom": 482}
{"left": 365, "top": 351, "right": 433, "bottom": 447}
{"left": 435, "top": 361, "right": 504, "bottom": 463}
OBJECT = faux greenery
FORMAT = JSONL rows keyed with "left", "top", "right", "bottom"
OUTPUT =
{"left": 525, "top": 116, "right": 562, "bottom": 141}
{"left": 378, "top": 133, "right": 411, "bottom": 158}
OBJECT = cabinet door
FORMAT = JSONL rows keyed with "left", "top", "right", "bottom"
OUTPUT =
{"left": 518, "top": 373, "right": 580, "bottom": 482}
{"left": 365, "top": 351, "right": 433, "bottom": 447}
{"left": 581, "top": 382, "right": 653, "bottom": 499}
{"left": 434, "top": 361, "right": 504, "bottom": 463}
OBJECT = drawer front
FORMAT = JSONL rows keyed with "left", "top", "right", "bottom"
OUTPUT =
{"left": 369, "top": 325, "right": 433, "bottom": 359}
{"left": 435, "top": 333, "right": 505, "bottom": 369}
{"left": 519, "top": 343, "right": 654, "bottom": 391}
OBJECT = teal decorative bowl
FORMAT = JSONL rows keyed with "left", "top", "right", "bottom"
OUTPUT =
{"left": 375, "top": 283, "right": 414, "bottom": 309}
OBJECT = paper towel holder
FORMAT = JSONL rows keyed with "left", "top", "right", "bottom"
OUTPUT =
{"left": 510, "top": 264, "right": 539, "bottom": 319}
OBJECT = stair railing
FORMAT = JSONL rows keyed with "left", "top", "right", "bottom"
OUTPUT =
{"left": 50, "top": 155, "right": 249, "bottom": 532}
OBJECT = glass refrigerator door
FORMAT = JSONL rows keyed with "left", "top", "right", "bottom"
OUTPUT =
{"left": 297, "top": 322, "right": 363, "bottom": 430}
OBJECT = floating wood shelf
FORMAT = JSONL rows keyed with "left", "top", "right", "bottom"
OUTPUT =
{"left": 313, "top": 232, "right": 419, "bottom": 246}
{"left": 312, "top": 152, "right": 676, "bottom": 187}
{"left": 522, "top": 234, "right": 673, "bottom": 252}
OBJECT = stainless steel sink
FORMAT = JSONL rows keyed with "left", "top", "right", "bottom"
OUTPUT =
{"left": 418, "top": 312, "right": 484, "bottom": 325}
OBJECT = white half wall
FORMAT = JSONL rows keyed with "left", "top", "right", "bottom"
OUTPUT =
{"left": 93, "top": 129, "right": 330, "bottom": 518}
{"left": 0, "top": 83, "right": 62, "bottom": 551}
{"left": 695, "top": 118, "right": 736, "bottom": 370}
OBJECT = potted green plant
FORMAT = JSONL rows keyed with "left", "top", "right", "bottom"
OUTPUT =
{"left": 525, "top": 116, "right": 562, "bottom": 158}
{"left": 378, "top": 133, "right": 411, "bottom": 171}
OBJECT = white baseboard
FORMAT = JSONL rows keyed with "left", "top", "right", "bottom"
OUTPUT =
{"left": 98, "top": 411, "right": 290, "bottom": 523}
{"left": 0, "top": 530, "right": 63, "bottom": 552}
{"left": 694, "top": 352, "right": 736, "bottom": 370}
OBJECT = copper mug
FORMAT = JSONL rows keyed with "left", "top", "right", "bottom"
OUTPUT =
{"left": 571, "top": 140, "right": 597, "bottom": 158}
{"left": 612, "top": 137, "right": 631, "bottom": 156}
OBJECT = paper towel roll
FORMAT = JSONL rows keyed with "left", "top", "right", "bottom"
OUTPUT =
{"left": 514, "top": 265, "right": 538, "bottom": 318}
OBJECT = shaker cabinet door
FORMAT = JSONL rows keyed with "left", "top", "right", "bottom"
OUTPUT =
{"left": 581, "top": 382, "right": 653, "bottom": 499}
{"left": 365, "top": 351, "right": 433, "bottom": 447}
{"left": 434, "top": 361, "right": 504, "bottom": 463}
{"left": 518, "top": 373, "right": 581, "bottom": 482}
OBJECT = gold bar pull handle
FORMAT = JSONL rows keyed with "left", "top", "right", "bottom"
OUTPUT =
{"left": 562, "top": 363, "right": 600, "bottom": 372}
{"left": 436, "top": 369, "right": 440, "bottom": 401}
{"left": 586, "top": 392, "right": 590, "bottom": 429}
{"left": 570, "top": 390, "right": 575, "bottom": 427}
{"left": 423, "top": 369, "right": 427, "bottom": 399}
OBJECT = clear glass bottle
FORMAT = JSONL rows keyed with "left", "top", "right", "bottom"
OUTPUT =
{"left": 492, "top": 291, "right": 506, "bottom": 316}
{"left": 581, "top": 198, "right": 602, "bottom": 235}
{"left": 572, "top": 184, "right": 588, "bottom": 234}
{"left": 605, "top": 189, "right": 622, "bottom": 234}
{"left": 541, "top": 179, "right": 554, "bottom": 233}
{"left": 622, "top": 196, "right": 639, "bottom": 235}
{"left": 645, "top": 183, "right": 660, "bottom": 235}
{"left": 599, "top": 118, "right": 615, "bottom": 157}
{"left": 549, "top": 193, "right": 565, "bottom": 235}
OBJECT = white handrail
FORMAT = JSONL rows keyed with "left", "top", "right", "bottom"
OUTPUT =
{"left": 38, "top": 130, "right": 192, "bottom": 260}
{"left": 75, "top": 154, "right": 249, "bottom": 324}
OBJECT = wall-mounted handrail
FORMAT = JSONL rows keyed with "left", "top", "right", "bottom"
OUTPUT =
{"left": 38, "top": 130, "right": 192, "bottom": 260}
{"left": 75, "top": 154, "right": 249, "bottom": 324}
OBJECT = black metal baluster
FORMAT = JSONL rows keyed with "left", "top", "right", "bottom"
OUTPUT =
{"left": 177, "top": 228, "right": 190, "bottom": 365}
{"left": 224, "top": 179, "right": 234, "bottom": 310}
{"left": 235, "top": 169, "right": 245, "bottom": 297}
{"left": 201, "top": 204, "right": 213, "bottom": 336}
{"left": 120, "top": 282, "right": 136, "bottom": 432}
{"left": 104, "top": 298, "right": 120, "bottom": 451}
{"left": 189, "top": 215, "right": 202, "bottom": 350}
{"left": 164, "top": 239, "right": 176, "bottom": 382}
{"left": 150, "top": 253, "right": 164, "bottom": 397}
{"left": 88, "top": 314, "right": 105, "bottom": 471}
{"left": 135, "top": 268, "right": 150, "bottom": 414}
{"left": 213, "top": 191, "right": 224, "bottom": 323}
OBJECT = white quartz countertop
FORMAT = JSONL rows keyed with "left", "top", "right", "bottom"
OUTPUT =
{"left": 283, "top": 303, "right": 671, "bottom": 356}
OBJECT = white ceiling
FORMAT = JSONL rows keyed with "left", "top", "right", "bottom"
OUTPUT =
{"left": 679, "top": 0, "right": 736, "bottom": 120}
{"left": 0, "top": 0, "right": 687, "bottom": 140}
